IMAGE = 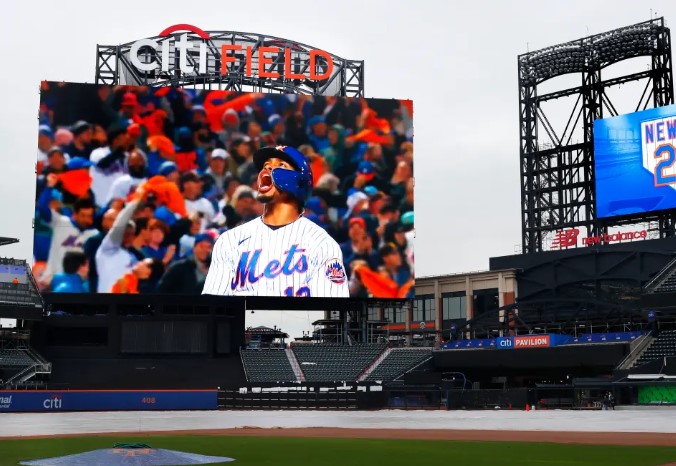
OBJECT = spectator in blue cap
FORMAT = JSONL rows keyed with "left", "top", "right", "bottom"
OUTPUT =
{"left": 307, "top": 115, "right": 329, "bottom": 152}
{"left": 66, "top": 157, "right": 92, "bottom": 171}
{"left": 158, "top": 161, "right": 179, "bottom": 184}
{"left": 364, "top": 185, "right": 379, "bottom": 197}
{"left": 153, "top": 205, "right": 177, "bottom": 227}
{"left": 341, "top": 160, "right": 388, "bottom": 194}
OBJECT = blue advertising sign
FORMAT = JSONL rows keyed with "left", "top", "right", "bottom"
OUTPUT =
{"left": 595, "top": 104, "right": 676, "bottom": 218}
{"left": 441, "top": 332, "right": 645, "bottom": 351}
{"left": 496, "top": 337, "right": 513, "bottom": 349}
{"left": 0, "top": 390, "right": 217, "bottom": 412}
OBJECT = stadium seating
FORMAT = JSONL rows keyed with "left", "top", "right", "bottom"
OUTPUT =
{"left": 0, "top": 258, "right": 43, "bottom": 309}
{"left": 644, "top": 257, "right": 676, "bottom": 293}
{"left": 634, "top": 330, "right": 676, "bottom": 367}
{"left": 0, "top": 349, "right": 35, "bottom": 367}
{"left": 240, "top": 349, "right": 297, "bottom": 383}
{"left": 292, "top": 343, "right": 386, "bottom": 382}
{"left": 364, "top": 348, "right": 432, "bottom": 382}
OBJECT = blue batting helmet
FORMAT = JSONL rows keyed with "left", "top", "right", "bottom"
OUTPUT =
{"left": 253, "top": 145, "right": 313, "bottom": 205}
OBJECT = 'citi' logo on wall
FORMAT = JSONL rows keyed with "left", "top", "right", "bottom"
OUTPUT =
{"left": 43, "top": 394, "right": 62, "bottom": 409}
{"left": 129, "top": 24, "right": 333, "bottom": 81}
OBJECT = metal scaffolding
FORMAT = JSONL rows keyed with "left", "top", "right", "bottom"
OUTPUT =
{"left": 518, "top": 18, "right": 674, "bottom": 253}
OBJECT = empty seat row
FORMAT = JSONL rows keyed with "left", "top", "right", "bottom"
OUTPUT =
{"left": 634, "top": 330, "right": 676, "bottom": 367}
{"left": 240, "top": 350, "right": 297, "bottom": 383}
{"left": 292, "top": 343, "right": 386, "bottom": 382}
{"left": 0, "top": 349, "right": 35, "bottom": 367}
{"left": 365, "top": 348, "right": 432, "bottom": 382}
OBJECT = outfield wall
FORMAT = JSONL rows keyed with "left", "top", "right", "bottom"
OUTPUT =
{"left": 0, "top": 390, "right": 217, "bottom": 412}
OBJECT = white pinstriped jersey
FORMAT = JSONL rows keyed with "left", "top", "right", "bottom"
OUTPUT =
{"left": 202, "top": 216, "right": 349, "bottom": 298}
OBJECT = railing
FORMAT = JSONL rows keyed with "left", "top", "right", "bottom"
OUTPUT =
{"left": 617, "top": 334, "right": 654, "bottom": 370}
{"left": 644, "top": 256, "right": 676, "bottom": 292}
{"left": 218, "top": 387, "right": 360, "bottom": 410}
{"left": 285, "top": 348, "right": 306, "bottom": 382}
{"left": 24, "top": 262, "right": 45, "bottom": 310}
{"left": 4, "top": 364, "right": 38, "bottom": 387}
{"left": 394, "top": 354, "right": 433, "bottom": 381}
{"left": 25, "top": 346, "right": 49, "bottom": 366}
{"left": 239, "top": 348, "right": 250, "bottom": 382}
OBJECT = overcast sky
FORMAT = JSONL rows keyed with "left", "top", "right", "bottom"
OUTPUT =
{"left": 1, "top": 0, "right": 675, "bottom": 337}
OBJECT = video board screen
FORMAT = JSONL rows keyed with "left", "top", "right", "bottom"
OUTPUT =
{"left": 595, "top": 104, "right": 676, "bottom": 219}
{"left": 33, "top": 82, "right": 414, "bottom": 299}
{"left": 0, "top": 265, "right": 28, "bottom": 285}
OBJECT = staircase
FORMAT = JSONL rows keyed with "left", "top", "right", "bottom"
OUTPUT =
{"left": 616, "top": 333, "right": 654, "bottom": 370}
{"left": 393, "top": 353, "right": 433, "bottom": 382}
{"left": 633, "top": 330, "right": 676, "bottom": 368}
{"left": 644, "top": 257, "right": 676, "bottom": 293}
{"left": 2, "top": 346, "right": 51, "bottom": 388}
{"left": 286, "top": 348, "right": 305, "bottom": 382}
{"left": 357, "top": 347, "right": 392, "bottom": 381}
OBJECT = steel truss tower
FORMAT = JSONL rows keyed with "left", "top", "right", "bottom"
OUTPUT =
{"left": 518, "top": 18, "right": 673, "bottom": 253}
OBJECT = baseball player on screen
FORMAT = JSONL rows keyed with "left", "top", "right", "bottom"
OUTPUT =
{"left": 202, "top": 146, "right": 349, "bottom": 297}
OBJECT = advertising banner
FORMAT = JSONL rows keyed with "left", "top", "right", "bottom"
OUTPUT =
{"left": 445, "top": 332, "right": 642, "bottom": 351}
{"left": 595, "top": 104, "right": 676, "bottom": 218}
{"left": 0, "top": 390, "right": 217, "bottom": 412}
{"left": 33, "top": 82, "right": 414, "bottom": 299}
{"left": 638, "top": 386, "right": 676, "bottom": 404}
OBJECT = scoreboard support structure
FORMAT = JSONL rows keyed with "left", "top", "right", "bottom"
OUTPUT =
{"left": 518, "top": 17, "right": 674, "bottom": 254}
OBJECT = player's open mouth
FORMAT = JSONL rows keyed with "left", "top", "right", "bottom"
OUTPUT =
{"left": 258, "top": 171, "right": 274, "bottom": 194}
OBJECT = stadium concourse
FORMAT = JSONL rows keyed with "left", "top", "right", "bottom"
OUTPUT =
{"left": 2, "top": 409, "right": 676, "bottom": 446}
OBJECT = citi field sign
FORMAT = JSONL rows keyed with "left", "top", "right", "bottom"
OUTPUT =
{"left": 128, "top": 24, "right": 334, "bottom": 81}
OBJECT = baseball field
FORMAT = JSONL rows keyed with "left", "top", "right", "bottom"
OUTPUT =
{"left": 3, "top": 410, "right": 676, "bottom": 466}
{"left": 3, "top": 432, "right": 676, "bottom": 466}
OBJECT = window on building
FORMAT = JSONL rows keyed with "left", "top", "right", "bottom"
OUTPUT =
{"left": 473, "top": 288, "right": 498, "bottom": 317}
{"left": 384, "top": 306, "right": 395, "bottom": 323}
{"left": 426, "top": 297, "right": 436, "bottom": 321}
{"left": 442, "top": 293, "right": 467, "bottom": 320}
{"left": 367, "top": 305, "right": 380, "bottom": 321}
{"left": 395, "top": 306, "right": 406, "bottom": 323}
{"left": 413, "top": 295, "right": 435, "bottom": 322}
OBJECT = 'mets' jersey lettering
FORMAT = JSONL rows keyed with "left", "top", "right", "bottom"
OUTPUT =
{"left": 202, "top": 217, "right": 349, "bottom": 298}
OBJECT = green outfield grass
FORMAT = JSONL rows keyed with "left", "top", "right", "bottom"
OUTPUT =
{"left": 1, "top": 435, "right": 676, "bottom": 466}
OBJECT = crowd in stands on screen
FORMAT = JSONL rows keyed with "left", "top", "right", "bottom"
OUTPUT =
{"left": 33, "top": 82, "right": 414, "bottom": 297}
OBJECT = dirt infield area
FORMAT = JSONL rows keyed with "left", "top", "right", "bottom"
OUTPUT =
{"left": 12, "top": 428, "right": 676, "bottom": 447}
